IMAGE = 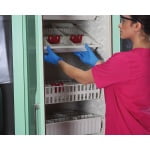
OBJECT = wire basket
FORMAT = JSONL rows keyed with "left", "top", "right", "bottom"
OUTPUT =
{"left": 45, "top": 82, "right": 101, "bottom": 104}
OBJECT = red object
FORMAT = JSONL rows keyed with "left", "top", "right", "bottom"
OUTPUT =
{"left": 47, "top": 35, "right": 60, "bottom": 44}
{"left": 59, "top": 82, "right": 64, "bottom": 92}
{"left": 92, "top": 48, "right": 150, "bottom": 135}
{"left": 50, "top": 82, "right": 64, "bottom": 93}
{"left": 70, "top": 34, "right": 83, "bottom": 43}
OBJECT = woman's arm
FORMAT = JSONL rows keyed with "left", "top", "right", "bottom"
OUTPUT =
{"left": 58, "top": 60, "right": 94, "bottom": 84}
{"left": 44, "top": 45, "right": 102, "bottom": 84}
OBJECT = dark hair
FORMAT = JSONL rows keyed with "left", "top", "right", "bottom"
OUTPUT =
{"left": 130, "top": 15, "right": 150, "bottom": 35}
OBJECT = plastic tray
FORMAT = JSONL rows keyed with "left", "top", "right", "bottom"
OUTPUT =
{"left": 45, "top": 82, "right": 101, "bottom": 104}
{"left": 46, "top": 112, "right": 103, "bottom": 135}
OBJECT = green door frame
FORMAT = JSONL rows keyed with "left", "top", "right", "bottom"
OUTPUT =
{"left": 34, "top": 15, "right": 45, "bottom": 135}
{"left": 112, "top": 15, "right": 120, "bottom": 53}
{"left": 12, "top": 15, "right": 45, "bottom": 135}
{"left": 12, "top": 15, "right": 26, "bottom": 134}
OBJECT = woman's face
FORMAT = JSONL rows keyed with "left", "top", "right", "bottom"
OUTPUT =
{"left": 118, "top": 15, "right": 136, "bottom": 40}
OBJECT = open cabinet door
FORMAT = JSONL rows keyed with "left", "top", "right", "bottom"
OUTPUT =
{"left": 112, "top": 15, "right": 120, "bottom": 53}
{"left": 12, "top": 15, "right": 45, "bottom": 135}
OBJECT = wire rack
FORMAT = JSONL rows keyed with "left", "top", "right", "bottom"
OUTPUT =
{"left": 44, "top": 27, "right": 84, "bottom": 35}
{"left": 43, "top": 23, "right": 101, "bottom": 52}
{"left": 45, "top": 82, "right": 101, "bottom": 104}
{"left": 46, "top": 111, "right": 99, "bottom": 123}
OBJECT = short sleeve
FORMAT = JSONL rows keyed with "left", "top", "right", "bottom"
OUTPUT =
{"left": 92, "top": 52, "right": 131, "bottom": 88}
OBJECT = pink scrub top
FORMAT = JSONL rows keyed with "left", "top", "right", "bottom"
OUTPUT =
{"left": 92, "top": 48, "right": 150, "bottom": 135}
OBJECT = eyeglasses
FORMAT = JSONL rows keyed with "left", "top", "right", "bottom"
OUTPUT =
{"left": 120, "top": 15, "right": 143, "bottom": 24}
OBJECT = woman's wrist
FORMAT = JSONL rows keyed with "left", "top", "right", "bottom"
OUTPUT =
{"left": 95, "top": 60, "right": 103, "bottom": 65}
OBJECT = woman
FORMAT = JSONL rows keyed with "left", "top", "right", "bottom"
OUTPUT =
{"left": 44, "top": 15, "right": 150, "bottom": 135}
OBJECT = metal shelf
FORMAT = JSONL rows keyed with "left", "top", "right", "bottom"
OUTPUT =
{"left": 43, "top": 23, "right": 101, "bottom": 53}
{"left": 43, "top": 15, "right": 97, "bottom": 20}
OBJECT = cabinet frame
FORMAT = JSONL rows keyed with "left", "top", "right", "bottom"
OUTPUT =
{"left": 12, "top": 15, "right": 120, "bottom": 135}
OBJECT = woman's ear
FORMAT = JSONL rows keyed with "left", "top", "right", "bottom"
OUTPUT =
{"left": 134, "top": 22, "right": 143, "bottom": 32}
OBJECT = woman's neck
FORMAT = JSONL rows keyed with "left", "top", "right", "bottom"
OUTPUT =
{"left": 132, "top": 36, "right": 150, "bottom": 49}
{"left": 133, "top": 43, "right": 150, "bottom": 49}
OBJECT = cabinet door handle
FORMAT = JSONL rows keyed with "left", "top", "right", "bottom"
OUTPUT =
{"left": 34, "top": 104, "right": 40, "bottom": 109}
{"left": 34, "top": 104, "right": 40, "bottom": 134}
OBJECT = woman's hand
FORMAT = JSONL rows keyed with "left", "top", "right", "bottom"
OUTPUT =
{"left": 73, "top": 44, "right": 100, "bottom": 67}
{"left": 44, "top": 46, "right": 63, "bottom": 65}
